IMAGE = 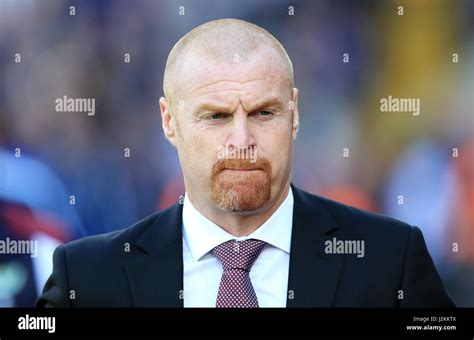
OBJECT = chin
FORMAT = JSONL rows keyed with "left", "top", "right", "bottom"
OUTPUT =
{"left": 212, "top": 182, "right": 271, "bottom": 213}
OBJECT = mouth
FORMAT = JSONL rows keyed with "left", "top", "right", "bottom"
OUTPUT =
{"left": 223, "top": 168, "right": 261, "bottom": 172}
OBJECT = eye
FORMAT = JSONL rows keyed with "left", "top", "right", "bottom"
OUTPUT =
{"left": 209, "top": 113, "right": 226, "bottom": 120}
{"left": 253, "top": 110, "right": 274, "bottom": 119}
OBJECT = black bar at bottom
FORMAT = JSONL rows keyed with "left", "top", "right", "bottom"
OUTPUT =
{"left": 0, "top": 308, "right": 472, "bottom": 338}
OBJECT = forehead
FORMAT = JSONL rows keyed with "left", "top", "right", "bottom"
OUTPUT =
{"left": 178, "top": 49, "right": 291, "bottom": 107}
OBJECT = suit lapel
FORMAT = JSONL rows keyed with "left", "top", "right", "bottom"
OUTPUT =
{"left": 286, "top": 185, "right": 346, "bottom": 307}
{"left": 124, "top": 203, "right": 184, "bottom": 307}
{"left": 123, "top": 185, "right": 346, "bottom": 308}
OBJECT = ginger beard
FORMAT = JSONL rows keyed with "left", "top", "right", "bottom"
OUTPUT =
{"left": 210, "top": 157, "right": 272, "bottom": 212}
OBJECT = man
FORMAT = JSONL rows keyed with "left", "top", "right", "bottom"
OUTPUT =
{"left": 37, "top": 18, "right": 454, "bottom": 308}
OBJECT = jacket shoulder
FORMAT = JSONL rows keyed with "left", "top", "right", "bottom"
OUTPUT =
{"left": 61, "top": 209, "right": 163, "bottom": 259}
{"left": 295, "top": 187, "right": 413, "bottom": 239}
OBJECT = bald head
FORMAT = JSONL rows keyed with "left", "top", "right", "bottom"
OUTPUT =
{"left": 163, "top": 18, "right": 294, "bottom": 104}
{"left": 159, "top": 19, "right": 300, "bottom": 222}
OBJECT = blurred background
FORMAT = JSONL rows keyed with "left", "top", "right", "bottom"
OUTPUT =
{"left": 0, "top": 0, "right": 472, "bottom": 307}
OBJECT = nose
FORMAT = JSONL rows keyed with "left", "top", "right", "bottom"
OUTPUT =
{"left": 226, "top": 108, "right": 256, "bottom": 151}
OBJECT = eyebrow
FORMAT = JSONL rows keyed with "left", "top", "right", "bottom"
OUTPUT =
{"left": 193, "top": 97, "right": 285, "bottom": 115}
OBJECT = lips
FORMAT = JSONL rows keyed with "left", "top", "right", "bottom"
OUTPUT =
{"left": 223, "top": 168, "right": 261, "bottom": 171}
{"left": 211, "top": 157, "right": 272, "bottom": 179}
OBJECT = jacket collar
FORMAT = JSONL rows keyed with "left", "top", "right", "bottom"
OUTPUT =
{"left": 124, "top": 184, "right": 345, "bottom": 307}
{"left": 125, "top": 203, "right": 184, "bottom": 307}
{"left": 286, "top": 184, "right": 344, "bottom": 307}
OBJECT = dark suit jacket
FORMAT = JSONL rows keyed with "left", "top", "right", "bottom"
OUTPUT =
{"left": 36, "top": 185, "right": 455, "bottom": 307}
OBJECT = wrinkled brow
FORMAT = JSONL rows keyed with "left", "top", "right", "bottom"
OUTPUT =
{"left": 192, "top": 97, "right": 285, "bottom": 115}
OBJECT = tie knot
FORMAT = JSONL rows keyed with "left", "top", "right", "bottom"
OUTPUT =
{"left": 212, "top": 239, "right": 267, "bottom": 272}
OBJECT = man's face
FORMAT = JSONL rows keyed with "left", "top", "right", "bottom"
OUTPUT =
{"left": 161, "top": 49, "right": 299, "bottom": 214}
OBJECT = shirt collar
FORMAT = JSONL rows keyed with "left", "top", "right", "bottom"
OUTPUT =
{"left": 182, "top": 187, "right": 294, "bottom": 262}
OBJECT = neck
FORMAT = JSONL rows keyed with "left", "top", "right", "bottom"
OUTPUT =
{"left": 188, "top": 183, "right": 291, "bottom": 237}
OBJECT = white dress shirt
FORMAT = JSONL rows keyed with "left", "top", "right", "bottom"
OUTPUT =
{"left": 182, "top": 187, "right": 294, "bottom": 307}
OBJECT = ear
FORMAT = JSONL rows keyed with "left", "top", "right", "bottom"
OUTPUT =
{"left": 291, "top": 88, "right": 299, "bottom": 140}
{"left": 160, "top": 97, "right": 177, "bottom": 147}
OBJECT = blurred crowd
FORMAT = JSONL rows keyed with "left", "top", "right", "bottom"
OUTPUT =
{"left": 0, "top": 0, "right": 472, "bottom": 306}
